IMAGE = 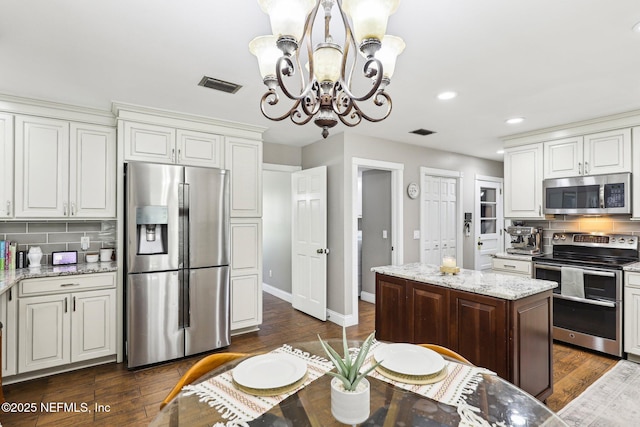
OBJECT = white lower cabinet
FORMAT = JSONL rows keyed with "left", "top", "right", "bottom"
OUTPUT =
{"left": 17, "top": 273, "right": 116, "bottom": 374}
{"left": 491, "top": 257, "right": 532, "bottom": 277}
{"left": 625, "top": 272, "right": 640, "bottom": 356}
{"left": 1, "top": 288, "right": 18, "bottom": 377}
{"left": 230, "top": 218, "right": 262, "bottom": 331}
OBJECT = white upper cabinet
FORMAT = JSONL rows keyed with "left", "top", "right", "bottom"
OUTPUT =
{"left": 225, "top": 137, "right": 263, "bottom": 217}
{"left": 504, "top": 143, "right": 544, "bottom": 218}
{"left": 70, "top": 123, "right": 116, "bottom": 217}
{"left": 15, "top": 116, "right": 70, "bottom": 217}
{"left": 0, "top": 113, "right": 14, "bottom": 218}
{"left": 124, "top": 122, "right": 223, "bottom": 168}
{"left": 176, "top": 129, "right": 224, "bottom": 168}
{"left": 14, "top": 116, "right": 115, "bottom": 218}
{"left": 543, "top": 136, "right": 583, "bottom": 178}
{"left": 544, "top": 129, "right": 631, "bottom": 179}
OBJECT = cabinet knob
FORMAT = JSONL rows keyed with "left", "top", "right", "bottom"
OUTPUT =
{"left": 578, "top": 162, "right": 582, "bottom": 175}
{"left": 71, "top": 202, "right": 76, "bottom": 216}
{"left": 584, "top": 161, "right": 589, "bottom": 174}
{"left": 63, "top": 202, "right": 68, "bottom": 216}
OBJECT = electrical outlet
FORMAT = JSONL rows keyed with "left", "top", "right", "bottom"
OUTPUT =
{"left": 81, "top": 236, "right": 90, "bottom": 250}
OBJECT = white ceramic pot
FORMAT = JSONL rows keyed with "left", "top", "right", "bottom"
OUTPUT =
{"left": 330, "top": 377, "right": 370, "bottom": 425}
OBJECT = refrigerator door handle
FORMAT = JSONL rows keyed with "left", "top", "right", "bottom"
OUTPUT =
{"left": 184, "top": 271, "right": 191, "bottom": 328}
{"left": 178, "top": 271, "right": 185, "bottom": 329}
{"left": 183, "top": 182, "right": 190, "bottom": 269}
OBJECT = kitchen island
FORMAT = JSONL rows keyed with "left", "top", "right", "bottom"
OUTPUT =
{"left": 372, "top": 263, "right": 557, "bottom": 401}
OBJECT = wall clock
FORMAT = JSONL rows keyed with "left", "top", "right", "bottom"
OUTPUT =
{"left": 407, "top": 182, "right": 420, "bottom": 199}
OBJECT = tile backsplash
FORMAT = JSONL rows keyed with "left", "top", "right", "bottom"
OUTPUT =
{"left": 0, "top": 220, "right": 117, "bottom": 265}
{"left": 516, "top": 215, "right": 640, "bottom": 254}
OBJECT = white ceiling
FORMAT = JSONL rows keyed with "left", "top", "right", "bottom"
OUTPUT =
{"left": 2, "top": 1, "right": 640, "bottom": 162}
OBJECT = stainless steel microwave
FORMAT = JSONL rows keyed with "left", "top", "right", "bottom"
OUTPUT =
{"left": 543, "top": 172, "right": 631, "bottom": 215}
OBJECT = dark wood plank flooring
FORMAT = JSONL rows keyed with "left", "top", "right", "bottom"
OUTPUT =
{"left": 1, "top": 292, "right": 618, "bottom": 426}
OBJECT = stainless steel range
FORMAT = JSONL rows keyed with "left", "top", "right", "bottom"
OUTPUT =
{"left": 533, "top": 232, "right": 639, "bottom": 357}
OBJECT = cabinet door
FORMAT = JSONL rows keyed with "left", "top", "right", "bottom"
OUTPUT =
{"left": 624, "top": 273, "right": 640, "bottom": 355}
{"left": 71, "top": 289, "right": 116, "bottom": 362}
{"left": 1, "top": 288, "right": 17, "bottom": 377}
{"left": 584, "top": 129, "right": 631, "bottom": 176}
{"left": 14, "top": 116, "right": 69, "bottom": 217}
{"left": 543, "top": 137, "right": 583, "bottom": 179}
{"left": 230, "top": 219, "right": 262, "bottom": 331}
{"left": 0, "top": 113, "right": 14, "bottom": 218}
{"left": 407, "top": 281, "right": 449, "bottom": 346}
{"left": 176, "top": 129, "right": 223, "bottom": 168}
{"left": 69, "top": 123, "right": 116, "bottom": 217}
{"left": 375, "top": 274, "right": 408, "bottom": 342}
{"left": 230, "top": 274, "right": 262, "bottom": 331}
{"left": 123, "top": 121, "right": 176, "bottom": 163}
{"left": 504, "top": 143, "right": 543, "bottom": 218}
{"left": 225, "top": 137, "right": 262, "bottom": 217}
{"left": 18, "top": 293, "right": 70, "bottom": 373}
{"left": 633, "top": 127, "right": 640, "bottom": 219}
{"left": 449, "top": 290, "right": 507, "bottom": 379}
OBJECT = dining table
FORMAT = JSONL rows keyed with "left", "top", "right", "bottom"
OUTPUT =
{"left": 150, "top": 340, "right": 568, "bottom": 426}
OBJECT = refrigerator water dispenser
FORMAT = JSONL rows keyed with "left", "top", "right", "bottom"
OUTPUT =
{"left": 136, "top": 205, "right": 168, "bottom": 254}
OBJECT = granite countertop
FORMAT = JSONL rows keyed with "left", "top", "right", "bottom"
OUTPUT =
{"left": 493, "top": 252, "right": 535, "bottom": 261}
{"left": 623, "top": 262, "right": 640, "bottom": 272}
{"left": 371, "top": 262, "right": 557, "bottom": 300}
{"left": 0, "top": 262, "right": 118, "bottom": 296}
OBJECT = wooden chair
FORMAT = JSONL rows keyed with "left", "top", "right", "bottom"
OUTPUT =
{"left": 419, "top": 344, "right": 473, "bottom": 365}
{"left": 160, "top": 352, "right": 248, "bottom": 409}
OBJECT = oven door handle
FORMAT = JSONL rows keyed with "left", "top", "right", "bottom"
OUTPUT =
{"left": 534, "top": 263, "right": 616, "bottom": 277}
{"left": 553, "top": 293, "right": 616, "bottom": 308}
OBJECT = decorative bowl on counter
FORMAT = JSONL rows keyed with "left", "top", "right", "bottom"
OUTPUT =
{"left": 86, "top": 253, "right": 99, "bottom": 263}
{"left": 440, "top": 266, "right": 460, "bottom": 275}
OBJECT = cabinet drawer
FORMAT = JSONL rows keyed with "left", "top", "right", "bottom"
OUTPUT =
{"left": 492, "top": 258, "right": 532, "bottom": 276}
{"left": 20, "top": 273, "right": 116, "bottom": 296}
{"left": 626, "top": 272, "right": 640, "bottom": 288}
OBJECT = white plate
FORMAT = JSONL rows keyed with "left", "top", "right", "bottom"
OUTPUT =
{"left": 232, "top": 353, "right": 307, "bottom": 389}
{"left": 374, "top": 343, "right": 445, "bottom": 376}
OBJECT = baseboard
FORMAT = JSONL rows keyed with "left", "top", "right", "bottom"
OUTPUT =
{"left": 262, "top": 283, "right": 292, "bottom": 303}
{"left": 360, "top": 291, "right": 375, "bottom": 304}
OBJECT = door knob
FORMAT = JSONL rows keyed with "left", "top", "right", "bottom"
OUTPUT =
{"left": 316, "top": 248, "right": 329, "bottom": 254}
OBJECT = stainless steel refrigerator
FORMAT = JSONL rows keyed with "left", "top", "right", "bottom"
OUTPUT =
{"left": 125, "top": 162, "right": 230, "bottom": 368}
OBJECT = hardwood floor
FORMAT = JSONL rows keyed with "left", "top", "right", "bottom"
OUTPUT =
{"left": 1, "top": 292, "right": 619, "bottom": 426}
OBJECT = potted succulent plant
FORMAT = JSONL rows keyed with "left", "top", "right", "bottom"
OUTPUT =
{"left": 318, "top": 328, "right": 381, "bottom": 425}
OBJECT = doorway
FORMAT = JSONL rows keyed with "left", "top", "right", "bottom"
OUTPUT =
{"left": 350, "top": 158, "right": 403, "bottom": 322}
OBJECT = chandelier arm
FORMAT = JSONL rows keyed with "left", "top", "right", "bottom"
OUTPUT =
{"left": 299, "top": 82, "right": 322, "bottom": 117}
{"left": 339, "top": 58, "right": 386, "bottom": 102}
{"left": 290, "top": 106, "right": 316, "bottom": 126}
{"left": 335, "top": 0, "right": 357, "bottom": 90}
{"left": 276, "top": 57, "right": 316, "bottom": 101}
{"left": 260, "top": 92, "right": 304, "bottom": 122}
{"left": 346, "top": 91, "right": 393, "bottom": 123}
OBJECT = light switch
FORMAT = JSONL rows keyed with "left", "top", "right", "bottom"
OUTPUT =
{"left": 382, "top": 230, "right": 388, "bottom": 239}
{"left": 413, "top": 230, "right": 420, "bottom": 240}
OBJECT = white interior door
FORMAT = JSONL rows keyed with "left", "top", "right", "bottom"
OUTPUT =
{"left": 421, "top": 175, "right": 458, "bottom": 265}
{"left": 291, "top": 166, "right": 327, "bottom": 321}
{"left": 474, "top": 179, "right": 504, "bottom": 270}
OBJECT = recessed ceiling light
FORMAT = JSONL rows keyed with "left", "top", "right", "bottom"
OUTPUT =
{"left": 437, "top": 91, "right": 457, "bottom": 100}
{"left": 633, "top": 21, "right": 640, "bottom": 32}
{"left": 496, "top": 149, "right": 505, "bottom": 154}
{"left": 505, "top": 117, "right": 525, "bottom": 124}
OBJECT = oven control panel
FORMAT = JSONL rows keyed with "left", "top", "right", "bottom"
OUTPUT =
{"left": 552, "top": 233, "right": 637, "bottom": 249}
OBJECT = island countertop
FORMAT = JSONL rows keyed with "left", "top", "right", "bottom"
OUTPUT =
{"left": 371, "top": 262, "right": 557, "bottom": 300}
{"left": 0, "top": 262, "right": 118, "bottom": 296}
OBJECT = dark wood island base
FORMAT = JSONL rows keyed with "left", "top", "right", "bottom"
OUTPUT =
{"left": 375, "top": 272, "right": 554, "bottom": 401}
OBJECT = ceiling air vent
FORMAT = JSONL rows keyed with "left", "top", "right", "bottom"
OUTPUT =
{"left": 198, "top": 76, "right": 242, "bottom": 94}
{"left": 410, "top": 128, "right": 436, "bottom": 136}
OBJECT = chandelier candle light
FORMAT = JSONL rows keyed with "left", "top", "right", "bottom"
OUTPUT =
{"left": 250, "top": 0, "right": 405, "bottom": 138}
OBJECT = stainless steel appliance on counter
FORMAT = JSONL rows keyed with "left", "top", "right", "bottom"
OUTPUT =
{"left": 533, "top": 232, "right": 639, "bottom": 357}
{"left": 125, "top": 162, "right": 230, "bottom": 368}
{"left": 543, "top": 172, "right": 631, "bottom": 215}
{"left": 506, "top": 225, "right": 542, "bottom": 255}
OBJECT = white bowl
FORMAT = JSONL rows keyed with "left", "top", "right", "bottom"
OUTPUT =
{"left": 86, "top": 253, "right": 99, "bottom": 263}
